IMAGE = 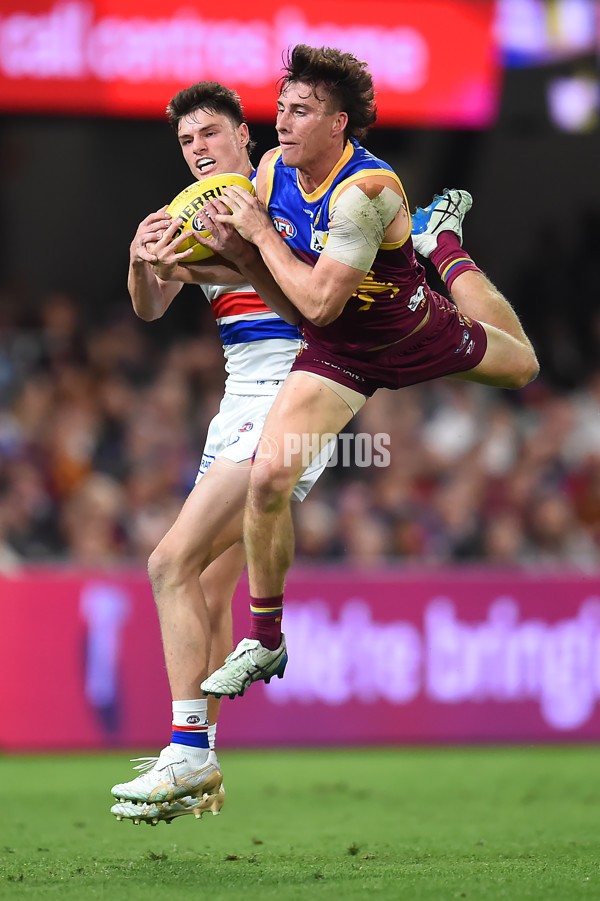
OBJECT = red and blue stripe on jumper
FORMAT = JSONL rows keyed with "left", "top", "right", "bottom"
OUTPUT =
{"left": 211, "top": 291, "right": 301, "bottom": 344}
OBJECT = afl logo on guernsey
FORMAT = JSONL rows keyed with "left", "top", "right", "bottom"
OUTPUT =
{"left": 455, "top": 329, "right": 471, "bottom": 353}
{"left": 272, "top": 216, "right": 296, "bottom": 239}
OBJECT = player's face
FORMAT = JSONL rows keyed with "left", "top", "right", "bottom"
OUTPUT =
{"left": 276, "top": 82, "right": 347, "bottom": 170}
{"left": 177, "top": 109, "right": 250, "bottom": 180}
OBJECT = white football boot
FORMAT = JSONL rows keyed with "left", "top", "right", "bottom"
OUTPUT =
{"left": 411, "top": 188, "right": 473, "bottom": 258}
{"left": 111, "top": 785, "right": 225, "bottom": 826}
{"left": 201, "top": 635, "right": 288, "bottom": 698}
{"left": 111, "top": 745, "right": 222, "bottom": 804}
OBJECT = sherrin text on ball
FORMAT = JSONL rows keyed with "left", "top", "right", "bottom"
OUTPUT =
{"left": 166, "top": 172, "right": 255, "bottom": 261}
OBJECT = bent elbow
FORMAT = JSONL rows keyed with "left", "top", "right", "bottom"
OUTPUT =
{"left": 133, "top": 307, "right": 161, "bottom": 323}
{"left": 307, "top": 311, "right": 331, "bottom": 328}
{"left": 305, "top": 298, "right": 344, "bottom": 328}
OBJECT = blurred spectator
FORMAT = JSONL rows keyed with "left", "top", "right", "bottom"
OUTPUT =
{"left": 0, "top": 283, "right": 597, "bottom": 571}
{"left": 523, "top": 491, "right": 598, "bottom": 570}
{"left": 1, "top": 459, "right": 62, "bottom": 560}
{"left": 60, "top": 473, "right": 126, "bottom": 567}
{"left": 480, "top": 511, "right": 527, "bottom": 567}
{"left": 294, "top": 496, "right": 341, "bottom": 560}
{"left": 571, "top": 457, "right": 600, "bottom": 548}
{"left": 0, "top": 492, "right": 23, "bottom": 572}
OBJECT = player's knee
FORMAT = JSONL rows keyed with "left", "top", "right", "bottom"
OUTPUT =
{"left": 249, "top": 461, "right": 294, "bottom": 514}
{"left": 148, "top": 536, "right": 202, "bottom": 593}
{"left": 147, "top": 541, "right": 175, "bottom": 592}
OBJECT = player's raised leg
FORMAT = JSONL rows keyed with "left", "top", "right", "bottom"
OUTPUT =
{"left": 449, "top": 270, "right": 538, "bottom": 388}
{"left": 412, "top": 189, "right": 539, "bottom": 389}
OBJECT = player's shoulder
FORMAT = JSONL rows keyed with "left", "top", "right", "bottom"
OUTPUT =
{"left": 257, "top": 147, "right": 281, "bottom": 167}
{"left": 255, "top": 147, "right": 282, "bottom": 202}
{"left": 330, "top": 173, "right": 404, "bottom": 216}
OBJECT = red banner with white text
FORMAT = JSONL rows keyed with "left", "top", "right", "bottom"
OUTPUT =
{"left": 2, "top": 567, "right": 600, "bottom": 751}
{"left": 0, "top": 0, "right": 499, "bottom": 125}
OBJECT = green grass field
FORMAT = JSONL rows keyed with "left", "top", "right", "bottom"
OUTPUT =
{"left": 0, "top": 746, "right": 598, "bottom": 900}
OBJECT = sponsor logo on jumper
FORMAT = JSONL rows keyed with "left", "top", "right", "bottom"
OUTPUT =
{"left": 239, "top": 422, "right": 254, "bottom": 432}
{"left": 407, "top": 284, "right": 426, "bottom": 312}
{"left": 199, "top": 453, "right": 215, "bottom": 473}
{"left": 455, "top": 328, "right": 470, "bottom": 353}
{"left": 321, "top": 360, "right": 365, "bottom": 382}
{"left": 273, "top": 216, "right": 296, "bottom": 238}
{"left": 310, "top": 226, "right": 327, "bottom": 254}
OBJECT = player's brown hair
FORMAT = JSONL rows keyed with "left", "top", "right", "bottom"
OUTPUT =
{"left": 280, "top": 45, "right": 377, "bottom": 142}
{"left": 166, "top": 81, "right": 256, "bottom": 153}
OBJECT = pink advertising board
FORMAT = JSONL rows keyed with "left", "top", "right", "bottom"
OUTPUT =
{"left": 2, "top": 567, "right": 600, "bottom": 750}
{"left": 0, "top": 0, "right": 498, "bottom": 126}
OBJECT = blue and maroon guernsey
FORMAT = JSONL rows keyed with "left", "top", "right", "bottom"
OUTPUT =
{"left": 264, "top": 138, "right": 430, "bottom": 355}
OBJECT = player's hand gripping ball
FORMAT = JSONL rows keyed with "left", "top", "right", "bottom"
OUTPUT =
{"left": 166, "top": 173, "right": 255, "bottom": 261}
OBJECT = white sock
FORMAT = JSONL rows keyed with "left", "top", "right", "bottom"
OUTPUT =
{"left": 208, "top": 723, "right": 217, "bottom": 751}
{"left": 170, "top": 699, "right": 209, "bottom": 763}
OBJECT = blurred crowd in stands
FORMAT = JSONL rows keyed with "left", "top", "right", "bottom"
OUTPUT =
{"left": 0, "top": 243, "right": 599, "bottom": 572}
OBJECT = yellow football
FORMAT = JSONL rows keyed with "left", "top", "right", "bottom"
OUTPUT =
{"left": 166, "top": 172, "right": 255, "bottom": 261}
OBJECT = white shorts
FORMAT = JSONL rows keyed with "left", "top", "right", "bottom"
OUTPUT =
{"left": 195, "top": 392, "right": 333, "bottom": 501}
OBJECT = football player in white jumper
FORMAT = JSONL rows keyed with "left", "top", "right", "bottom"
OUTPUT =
{"left": 111, "top": 81, "right": 332, "bottom": 825}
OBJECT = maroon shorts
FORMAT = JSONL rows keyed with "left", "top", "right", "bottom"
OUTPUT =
{"left": 291, "top": 291, "right": 488, "bottom": 396}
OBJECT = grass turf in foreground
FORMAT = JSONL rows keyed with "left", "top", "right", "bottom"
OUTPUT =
{"left": 0, "top": 746, "right": 598, "bottom": 900}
